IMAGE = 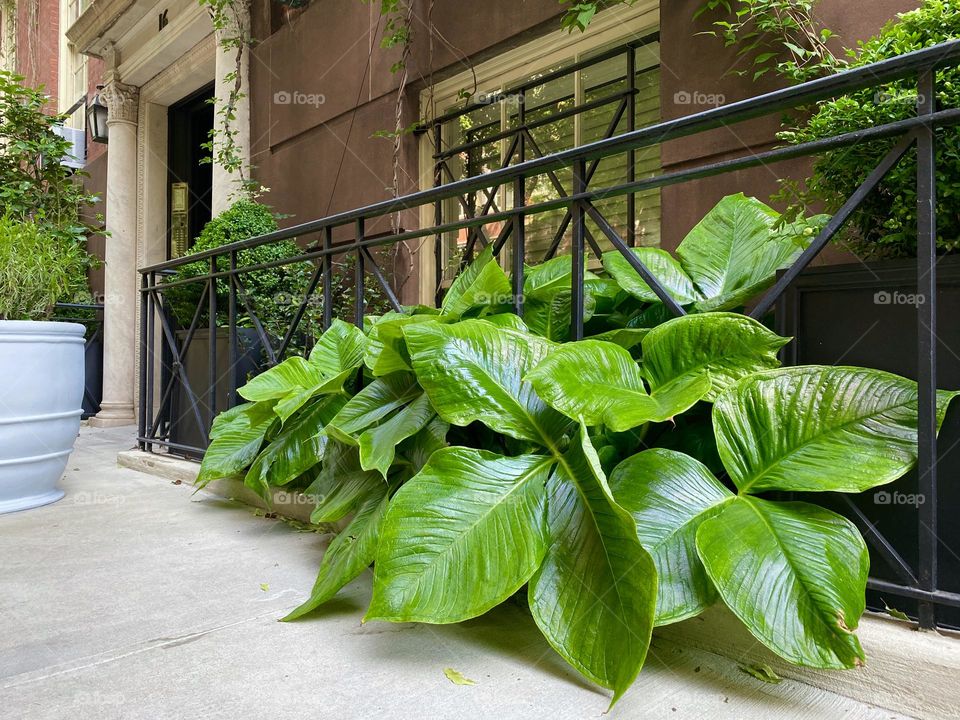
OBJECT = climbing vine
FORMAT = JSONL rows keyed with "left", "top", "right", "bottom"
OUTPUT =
{"left": 562, "top": 0, "right": 843, "bottom": 83}
{"left": 199, "top": 0, "right": 257, "bottom": 201}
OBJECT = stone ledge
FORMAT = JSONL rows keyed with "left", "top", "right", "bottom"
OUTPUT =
{"left": 655, "top": 604, "right": 960, "bottom": 719}
{"left": 119, "top": 447, "right": 960, "bottom": 719}
{"left": 117, "top": 449, "right": 317, "bottom": 524}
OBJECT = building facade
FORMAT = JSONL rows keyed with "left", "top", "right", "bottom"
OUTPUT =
{"left": 7, "top": 0, "right": 917, "bottom": 427}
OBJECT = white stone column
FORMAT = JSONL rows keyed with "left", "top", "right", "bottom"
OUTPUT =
{"left": 90, "top": 79, "right": 140, "bottom": 428}
{"left": 211, "top": 3, "right": 251, "bottom": 214}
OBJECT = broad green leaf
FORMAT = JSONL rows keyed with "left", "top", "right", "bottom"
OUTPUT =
{"left": 529, "top": 425, "right": 657, "bottom": 705}
{"left": 641, "top": 313, "right": 789, "bottom": 401}
{"left": 273, "top": 367, "right": 355, "bottom": 424}
{"left": 525, "top": 290, "right": 596, "bottom": 342}
{"left": 307, "top": 442, "right": 384, "bottom": 523}
{"left": 327, "top": 372, "right": 421, "bottom": 442}
{"left": 697, "top": 496, "right": 867, "bottom": 669}
{"left": 585, "top": 327, "right": 649, "bottom": 350}
{"left": 714, "top": 366, "right": 960, "bottom": 493}
{"left": 308, "top": 319, "right": 367, "bottom": 375}
{"left": 675, "top": 193, "right": 778, "bottom": 299}
{"left": 404, "top": 319, "right": 570, "bottom": 445}
{"left": 398, "top": 416, "right": 450, "bottom": 475}
{"left": 441, "top": 244, "right": 512, "bottom": 318}
{"left": 524, "top": 255, "right": 585, "bottom": 298}
{"left": 366, "top": 448, "right": 552, "bottom": 623}
{"left": 609, "top": 449, "right": 734, "bottom": 625}
{"left": 282, "top": 483, "right": 391, "bottom": 621}
{"left": 364, "top": 314, "right": 444, "bottom": 376}
{"left": 602, "top": 247, "right": 703, "bottom": 305}
{"left": 196, "top": 401, "right": 277, "bottom": 488}
{"left": 673, "top": 193, "right": 808, "bottom": 312}
{"left": 359, "top": 393, "right": 436, "bottom": 478}
{"left": 238, "top": 357, "right": 322, "bottom": 402}
{"left": 244, "top": 395, "right": 345, "bottom": 497}
{"left": 525, "top": 340, "right": 709, "bottom": 432}
{"left": 481, "top": 313, "right": 529, "bottom": 331}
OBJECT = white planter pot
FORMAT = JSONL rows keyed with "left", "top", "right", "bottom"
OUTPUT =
{"left": 0, "top": 321, "right": 85, "bottom": 513}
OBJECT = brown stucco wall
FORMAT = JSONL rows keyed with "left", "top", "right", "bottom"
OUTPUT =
{"left": 249, "top": 0, "right": 563, "bottom": 228}
{"left": 250, "top": 0, "right": 921, "bottom": 284}
{"left": 658, "top": 0, "right": 920, "bottom": 252}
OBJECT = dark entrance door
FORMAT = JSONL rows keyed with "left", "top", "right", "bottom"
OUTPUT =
{"left": 167, "top": 84, "right": 214, "bottom": 258}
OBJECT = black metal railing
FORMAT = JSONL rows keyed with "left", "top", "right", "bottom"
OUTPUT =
{"left": 139, "top": 39, "right": 960, "bottom": 628}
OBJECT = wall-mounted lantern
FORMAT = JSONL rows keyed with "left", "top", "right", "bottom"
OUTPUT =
{"left": 86, "top": 86, "right": 109, "bottom": 144}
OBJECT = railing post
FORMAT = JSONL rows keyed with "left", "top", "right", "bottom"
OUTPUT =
{"left": 145, "top": 274, "right": 155, "bottom": 450}
{"left": 627, "top": 44, "right": 636, "bottom": 247}
{"left": 513, "top": 88, "right": 526, "bottom": 316}
{"left": 228, "top": 250, "right": 238, "bottom": 409}
{"left": 571, "top": 158, "right": 586, "bottom": 341}
{"left": 322, "top": 226, "right": 333, "bottom": 331}
{"left": 208, "top": 257, "right": 218, "bottom": 443}
{"left": 137, "top": 273, "right": 148, "bottom": 451}
{"left": 513, "top": 176, "right": 526, "bottom": 317}
{"left": 434, "top": 122, "right": 444, "bottom": 307}
{"left": 916, "top": 68, "right": 939, "bottom": 630}
{"left": 355, "top": 219, "right": 365, "bottom": 329}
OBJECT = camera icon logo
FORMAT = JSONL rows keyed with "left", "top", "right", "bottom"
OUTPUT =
{"left": 274, "top": 90, "right": 292, "bottom": 105}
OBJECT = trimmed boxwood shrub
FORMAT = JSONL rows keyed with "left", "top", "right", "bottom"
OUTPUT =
{"left": 165, "top": 200, "right": 311, "bottom": 341}
{"left": 781, "top": 0, "right": 960, "bottom": 257}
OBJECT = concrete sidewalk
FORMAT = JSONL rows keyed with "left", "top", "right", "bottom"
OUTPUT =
{"left": 0, "top": 426, "right": 909, "bottom": 719}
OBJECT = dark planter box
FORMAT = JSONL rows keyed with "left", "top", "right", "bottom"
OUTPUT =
{"left": 81, "top": 336, "right": 103, "bottom": 420}
{"left": 778, "top": 256, "right": 960, "bottom": 627}
{"left": 168, "top": 328, "right": 265, "bottom": 457}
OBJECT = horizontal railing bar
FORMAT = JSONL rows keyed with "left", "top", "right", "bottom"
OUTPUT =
{"left": 142, "top": 106, "right": 960, "bottom": 285}
{"left": 53, "top": 302, "right": 105, "bottom": 311}
{"left": 427, "top": 30, "right": 661, "bottom": 127}
{"left": 135, "top": 436, "right": 206, "bottom": 455}
{"left": 140, "top": 38, "right": 960, "bottom": 276}
{"left": 867, "top": 578, "right": 960, "bottom": 609}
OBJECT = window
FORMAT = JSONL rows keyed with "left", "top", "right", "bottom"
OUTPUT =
{"left": 420, "top": 2, "right": 661, "bottom": 294}
{"left": 59, "top": 0, "right": 88, "bottom": 128}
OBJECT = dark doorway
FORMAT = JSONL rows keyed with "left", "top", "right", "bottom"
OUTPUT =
{"left": 167, "top": 84, "right": 214, "bottom": 258}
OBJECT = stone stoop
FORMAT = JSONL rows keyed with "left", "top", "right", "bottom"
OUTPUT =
{"left": 117, "top": 448, "right": 960, "bottom": 720}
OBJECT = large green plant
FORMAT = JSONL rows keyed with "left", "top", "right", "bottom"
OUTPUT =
{"left": 0, "top": 70, "right": 99, "bottom": 245}
{"left": 0, "top": 215, "right": 91, "bottom": 321}
{"left": 780, "top": 0, "right": 960, "bottom": 257}
{"left": 195, "top": 194, "right": 955, "bottom": 707}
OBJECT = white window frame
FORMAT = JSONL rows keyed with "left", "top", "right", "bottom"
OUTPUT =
{"left": 59, "top": 0, "right": 88, "bottom": 129}
{"left": 416, "top": 1, "right": 660, "bottom": 303}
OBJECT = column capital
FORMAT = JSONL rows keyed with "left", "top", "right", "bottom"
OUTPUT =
{"left": 101, "top": 80, "right": 140, "bottom": 126}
